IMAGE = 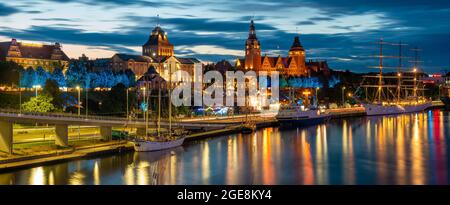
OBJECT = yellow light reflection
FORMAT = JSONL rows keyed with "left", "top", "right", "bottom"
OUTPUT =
{"left": 301, "top": 130, "right": 314, "bottom": 185}
{"left": 93, "top": 161, "right": 100, "bottom": 185}
{"left": 29, "top": 167, "right": 45, "bottom": 185}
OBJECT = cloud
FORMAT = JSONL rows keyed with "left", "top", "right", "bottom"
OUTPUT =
{"left": 2, "top": 0, "right": 450, "bottom": 73}
{"left": 297, "top": 21, "right": 316, "bottom": 26}
{"left": 0, "top": 3, "right": 20, "bottom": 16}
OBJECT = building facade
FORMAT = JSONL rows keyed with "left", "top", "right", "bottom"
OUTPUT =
{"left": 0, "top": 39, "right": 70, "bottom": 71}
{"left": 236, "top": 20, "right": 307, "bottom": 76}
{"left": 110, "top": 24, "right": 202, "bottom": 82}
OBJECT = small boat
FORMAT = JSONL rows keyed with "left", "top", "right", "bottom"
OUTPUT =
{"left": 133, "top": 135, "right": 186, "bottom": 152}
{"left": 276, "top": 107, "right": 330, "bottom": 127}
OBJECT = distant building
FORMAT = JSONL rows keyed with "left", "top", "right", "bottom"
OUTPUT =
{"left": 235, "top": 20, "right": 306, "bottom": 76}
{"left": 214, "top": 60, "right": 234, "bottom": 74}
{"left": 236, "top": 20, "right": 330, "bottom": 77}
{"left": 0, "top": 39, "right": 70, "bottom": 71}
{"left": 306, "top": 60, "right": 330, "bottom": 76}
{"left": 110, "top": 24, "right": 203, "bottom": 82}
{"left": 111, "top": 54, "right": 152, "bottom": 76}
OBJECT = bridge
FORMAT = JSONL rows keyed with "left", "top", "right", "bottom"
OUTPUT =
{"left": 0, "top": 109, "right": 249, "bottom": 154}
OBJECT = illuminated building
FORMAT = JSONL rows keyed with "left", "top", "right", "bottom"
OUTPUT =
{"left": 110, "top": 25, "right": 202, "bottom": 81}
{"left": 0, "top": 39, "right": 69, "bottom": 71}
{"left": 142, "top": 25, "right": 174, "bottom": 57}
{"left": 236, "top": 20, "right": 329, "bottom": 77}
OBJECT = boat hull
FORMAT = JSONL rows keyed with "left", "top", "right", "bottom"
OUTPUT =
{"left": 276, "top": 110, "right": 330, "bottom": 127}
{"left": 363, "top": 102, "right": 432, "bottom": 116}
{"left": 133, "top": 137, "right": 185, "bottom": 152}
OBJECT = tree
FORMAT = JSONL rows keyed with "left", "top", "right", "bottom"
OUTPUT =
{"left": 0, "top": 61, "right": 22, "bottom": 86}
{"left": 35, "top": 66, "right": 49, "bottom": 86}
{"left": 279, "top": 77, "right": 288, "bottom": 88}
{"left": 100, "top": 83, "right": 127, "bottom": 115}
{"left": 43, "top": 79, "right": 63, "bottom": 109}
{"left": 20, "top": 67, "right": 35, "bottom": 88}
{"left": 51, "top": 68, "right": 66, "bottom": 88}
{"left": 125, "top": 69, "right": 136, "bottom": 87}
{"left": 65, "top": 62, "right": 87, "bottom": 87}
{"left": 22, "top": 94, "right": 55, "bottom": 113}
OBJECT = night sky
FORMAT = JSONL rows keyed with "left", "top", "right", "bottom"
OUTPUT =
{"left": 1, "top": 0, "right": 450, "bottom": 73}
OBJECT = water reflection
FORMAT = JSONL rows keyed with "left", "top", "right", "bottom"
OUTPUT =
{"left": 1, "top": 110, "right": 449, "bottom": 185}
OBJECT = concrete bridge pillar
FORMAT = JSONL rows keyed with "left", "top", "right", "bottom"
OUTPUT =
{"left": 0, "top": 121, "right": 13, "bottom": 154}
{"left": 100, "top": 126, "right": 112, "bottom": 141}
{"left": 55, "top": 124, "right": 69, "bottom": 147}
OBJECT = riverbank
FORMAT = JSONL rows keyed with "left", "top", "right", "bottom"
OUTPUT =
{"left": 0, "top": 141, "right": 133, "bottom": 172}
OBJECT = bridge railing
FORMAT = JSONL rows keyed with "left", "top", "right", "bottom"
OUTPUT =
{"left": 0, "top": 108, "right": 131, "bottom": 122}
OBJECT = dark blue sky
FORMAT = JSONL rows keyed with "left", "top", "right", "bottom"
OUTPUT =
{"left": 1, "top": 0, "right": 449, "bottom": 73}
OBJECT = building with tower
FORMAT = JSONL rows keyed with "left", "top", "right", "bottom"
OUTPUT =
{"left": 142, "top": 25, "right": 174, "bottom": 57}
{"left": 110, "top": 22, "right": 202, "bottom": 82}
{"left": 236, "top": 20, "right": 328, "bottom": 77}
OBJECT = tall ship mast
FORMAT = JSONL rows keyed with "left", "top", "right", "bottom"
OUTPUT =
{"left": 356, "top": 38, "right": 432, "bottom": 116}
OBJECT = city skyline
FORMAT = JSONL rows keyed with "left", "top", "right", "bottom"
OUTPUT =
{"left": 1, "top": 0, "right": 450, "bottom": 73}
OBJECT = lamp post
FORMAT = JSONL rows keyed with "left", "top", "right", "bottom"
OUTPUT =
{"left": 19, "top": 72, "right": 22, "bottom": 114}
{"left": 438, "top": 84, "right": 442, "bottom": 99}
{"left": 342, "top": 86, "right": 346, "bottom": 107}
{"left": 85, "top": 86, "right": 88, "bottom": 118}
{"left": 33, "top": 85, "right": 41, "bottom": 97}
{"left": 126, "top": 88, "right": 129, "bottom": 121}
{"left": 76, "top": 86, "right": 81, "bottom": 116}
{"left": 76, "top": 85, "right": 81, "bottom": 141}
{"left": 315, "top": 87, "right": 320, "bottom": 108}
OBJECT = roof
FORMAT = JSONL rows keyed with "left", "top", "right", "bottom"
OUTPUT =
{"left": 174, "top": 57, "right": 201, "bottom": 64}
{"left": 0, "top": 40, "right": 70, "bottom": 61}
{"left": 289, "top": 36, "right": 304, "bottom": 51}
{"left": 115, "top": 54, "right": 152, "bottom": 62}
{"left": 143, "top": 26, "right": 172, "bottom": 47}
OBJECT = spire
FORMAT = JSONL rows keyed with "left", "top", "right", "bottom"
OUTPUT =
{"left": 290, "top": 35, "right": 304, "bottom": 51}
{"left": 248, "top": 20, "right": 257, "bottom": 40}
{"left": 156, "top": 14, "right": 160, "bottom": 27}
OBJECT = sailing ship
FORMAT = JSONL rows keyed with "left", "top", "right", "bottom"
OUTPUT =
{"left": 132, "top": 54, "right": 186, "bottom": 152}
{"left": 356, "top": 39, "right": 431, "bottom": 116}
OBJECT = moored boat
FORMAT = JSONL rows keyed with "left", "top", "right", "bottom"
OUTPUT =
{"left": 133, "top": 136, "right": 186, "bottom": 152}
{"left": 356, "top": 39, "right": 432, "bottom": 116}
{"left": 276, "top": 107, "right": 330, "bottom": 126}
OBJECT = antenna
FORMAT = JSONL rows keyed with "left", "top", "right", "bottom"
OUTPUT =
{"left": 157, "top": 14, "right": 160, "bottom": 27}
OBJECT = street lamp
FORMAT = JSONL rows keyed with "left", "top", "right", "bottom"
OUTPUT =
{"left": 33, "top": 85, "right": 41, "bottom": 97}
{"left": 315, "top": 87, "right": 320, "bottom": 108}
{"left": 126, "top": 88, "right": 129, "bottom": 121}
{"left": 76, "top": 86, "right": 81, "bottom": 116}
{"left": 342, "top": 86, "right": 346, "bottom": 107}
{"left": 85, "top": 86, "right": 88, "bottom": 118}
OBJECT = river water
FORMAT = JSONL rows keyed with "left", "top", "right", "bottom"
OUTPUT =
{"left": 1, "top": 109, "right": 449, "bottom": 185}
